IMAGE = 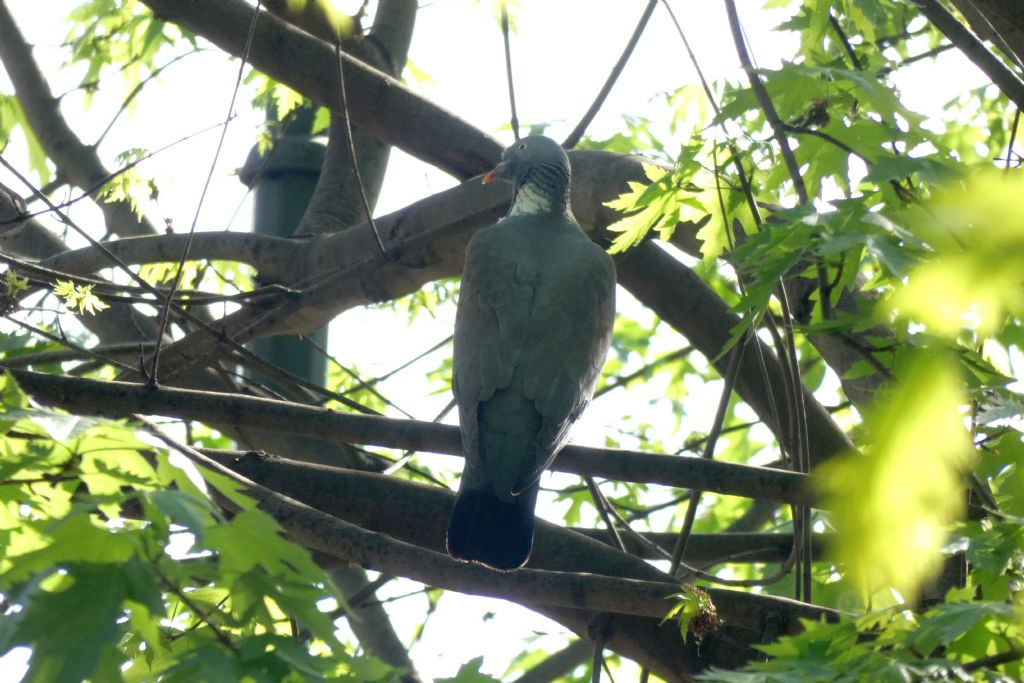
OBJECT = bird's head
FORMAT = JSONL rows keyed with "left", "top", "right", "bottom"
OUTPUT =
{"left": 482, "top": 135, "right": 570, "bottom": 188}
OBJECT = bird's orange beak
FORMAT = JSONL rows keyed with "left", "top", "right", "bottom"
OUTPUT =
{"left": 482, "top": 161, "right": 507, "bottom": 185}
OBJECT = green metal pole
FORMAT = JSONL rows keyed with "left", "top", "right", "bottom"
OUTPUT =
{"left": 240, "top": 105, "right": 328, "bottom": 388}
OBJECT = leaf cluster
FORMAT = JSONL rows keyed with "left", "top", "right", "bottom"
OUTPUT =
{"left": 0, "top": 372, "right": 394, "bottom": 682}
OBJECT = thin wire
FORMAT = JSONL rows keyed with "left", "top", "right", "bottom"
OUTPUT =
{"left": 149, "top": 1, "right": 263, "bottom": 384}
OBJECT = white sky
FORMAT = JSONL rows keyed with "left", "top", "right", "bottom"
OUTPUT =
{"left": 0, "top": 0, "right": 994, "bottom": 680}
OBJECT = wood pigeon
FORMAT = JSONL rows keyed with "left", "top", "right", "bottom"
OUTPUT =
{"left": 446, "top": 135, "right": 616, "bottom": 570}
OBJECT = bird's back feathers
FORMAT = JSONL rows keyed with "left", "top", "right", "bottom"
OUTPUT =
{"left": 448, "top": 214, "right": 615, "bottom": 569}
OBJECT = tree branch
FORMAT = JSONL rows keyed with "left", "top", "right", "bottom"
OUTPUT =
{"left": 0, "top": 0, "right": 158, "bottom": 237}
{"left": 38, "top": 231, "right": 299, "bottom": 282}
{"left": 562, "top": 0, "right": 658, "bottom": 148}
{"left": 723, "top": 0, "right": 808, "bottom": 206}
{"left": 7, "top": 368, "right": 818, "bottom": 507}
{"left": 0, "top": 181, "right": 160, "bottom": 346}
{"left": 913, "top": 0, "right": 1024, "bottom": 111}
{"left": 0, "top": 181, "right": 68, "bottom": 259}
{"left": 212, "top": 452, "right": 840, "bottom": 642}
{"left": 573, "top": 529, "right": 826, "bottom": 564}
{"left": 947, "top": 0, "right": 1024, "bottom": 68}
{"left": 134, "top": 0, "right": 887, "bottom": 432}
{"left": 139, "top": 0, "right": 500, "bottom": 179}
{"left": 28, "top": 144, "right": 854, "bottom": 469}
{"left": 616, "top": 242, "right": 853, "bottom": 466}
{"left": 144, "top": 437, "right": 837, "bottom": 680}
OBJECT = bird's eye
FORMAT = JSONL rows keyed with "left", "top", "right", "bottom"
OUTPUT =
{"left": 518, "top": 142, "right": 527, "bottom": 150}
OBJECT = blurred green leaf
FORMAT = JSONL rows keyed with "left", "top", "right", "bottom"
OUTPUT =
{"left": 817, "top": 350, "right": 973, "bottom": 602}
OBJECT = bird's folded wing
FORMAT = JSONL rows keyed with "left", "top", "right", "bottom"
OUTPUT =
{"left": 453, "top": 220, "right": 616, "bottom": 489}
{"left": 520, "top": 237, "right": 616, "bottom": 482}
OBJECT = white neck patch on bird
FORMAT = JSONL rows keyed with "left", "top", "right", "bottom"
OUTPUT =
{"left": 508, "top": 180, "right": 569, "bottom": 218}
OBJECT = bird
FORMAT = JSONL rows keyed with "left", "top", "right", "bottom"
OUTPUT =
{"left": 446, "top": 135, "right": 616, "bottom": 570}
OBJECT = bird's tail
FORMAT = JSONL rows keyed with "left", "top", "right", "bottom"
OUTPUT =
{"left": 446, "top": 484, "right": 538, "bottom": 571}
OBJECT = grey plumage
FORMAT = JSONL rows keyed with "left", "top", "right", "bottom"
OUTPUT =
{"left": 446, "top": 136, "right": 616, "bottom": 570}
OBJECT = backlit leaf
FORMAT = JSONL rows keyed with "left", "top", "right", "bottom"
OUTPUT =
{"left": 817, "top": 350, "right": 974, "bottom": 602}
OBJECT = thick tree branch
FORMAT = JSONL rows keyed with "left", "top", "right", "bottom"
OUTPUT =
{"left": 266, "top": 3, "right": 420, "bottom": 671}
{"left": 573, "top": 530, "right": 827, "bottom": 564}
{"left": 211, "top": 452, "right": 839, "bottom": 666}
{"left": 0, "top": 0, "right": 158, "bottom": 237}
{"left": 617, "top": 243, "right": 853, "bottom": 466}
{"left": 142, "top": 440, "right": 837, "bottom": 679}
{"left": 913, "top": 0, "right": 1024, "bottom": 111}
{"left": 7, "top": 369, "right": 818, "bottom": 507}
{"left": 296, "top": 1, "right": 417, "bottom": 237}
{"left": 0, "top": 182, "right": 67, "bottom": 259}
{"left": 139, "top": 0, "right": 500, "bottom": 179}
{"left": 38, "top": 231, "right": 298, "bottom": 278}
{"left": 134, "top": 0, "right": 888, "bottom": 429}
{"left": 30, "top": 155, "right": 854, "bottom": 472}
{"left": 948, "top": 0, "right": 1024, "bottom": 68}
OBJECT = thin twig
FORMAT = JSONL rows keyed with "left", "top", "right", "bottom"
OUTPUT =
{"left": 7, "top": 119, "right": 234, "bottom": 225}
{"left": 875, "top": 43, "right": 956, "bottom": 76}
{"left": 591, "top": 641, "right": 603, "bottom": 683}
{"left": 828, "top": 12, "right": 862, "bottom": 70}
{"left": 562, "top": 0, "right": 657, "bottom": 148}
{"left": 774, "top": 287, "right": 812, "bottom": 603}
{"left": 1, "top": 316, "right": 138, "bottom": 374}
{"left": 721, "top": 7, "right": 815, "bottom": 602}
{"left": 333, "top": 41, "right": 389, "bottom": 258}
{"left": 593, "top": 345, "right": 693, "bottom": 398}
{"left": 1006, "top": 109, "right": 1021, "bottom": 172}
{"left": 0, "top": 341, "right": 151, "bottom": 368}
{"left": 824, "top": 13, "right": 918, "bottom": 203}
{"left": 960, "top": 647, "right": 1024, "bottom": 673}
{"left": 346, "top": 335, "right": 452, "bottom": 393}
{"left": 94, "top": 48, "right": 201, "bottom": 147}
{"left": 664, "top": 3, "right": 791, "bottom": 458}
{"left": 150, "top": 1, "right": 263, "bottom": 384}
{"left": 0, "top": 249, "right": 290, "bottom": 307}
{"left": 585, "top": 477, "right": 626, "bottom": 552}
{"left": 152, "top": 565, "right": 237, "bottom": 651}
{"left": 0, "top": 156, "right": 167, "bottom": 299}
{"left": 724, "top": 0, "right": 808, "bottom": 205}
{"left": 228, "top": 343, "right": 381, "bottom": 416}
{"left": 669, "top": 339, "right": 745, "bottom": 575}
{"left": 301, "top": 333, "right": 414, "bottom": 419}
{"left": 499, "top": 1, "right": 519, "bottom": 139}
{"left": 662, "top": 0, "right": 762, "bottom": 224}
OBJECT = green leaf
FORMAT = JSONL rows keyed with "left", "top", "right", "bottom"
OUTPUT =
{"left": 906, "top": 602, "right": 1013, "bottom": 656}
{"left": 864, "top": 154, "right": 960, "bottom": 184}
{"left": 143, "top": 489, "right": 216, "bottom": 544}
{"left": 13, "top": 564, "right": 131, "bottom": 683}
{"left": 5, "top": 513, "right": 136, "bottom": 583}
{"left": 204, "top": 507, "right": 332, "bottom": 587}
{"left": 888, "top": 169, "right": 1024, "bottom": 337}
{"left": 817, "top": 350, "right": 974, "bottom": 602}
{"left": 663, "top": 585, "right": 720, "bottom": 644}
{"left": 436, "top": 656, "right": 502, "bottom": 683}
{"left": 52, "top": 279, "right": 110, "bottom": 316}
